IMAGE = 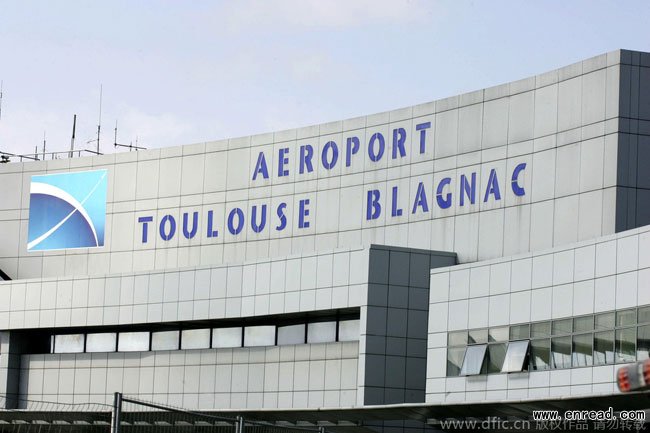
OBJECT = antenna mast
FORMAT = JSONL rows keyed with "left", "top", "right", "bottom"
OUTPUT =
{"left": 69, "top": 114, "right": 77, "bottom": 158}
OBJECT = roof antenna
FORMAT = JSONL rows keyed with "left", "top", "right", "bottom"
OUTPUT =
{"left": 69, "top": 114, "right": 77, "bottom": 158}
{"left": 114, "top": 120, "right": 146, "bottom": 151}
{"left": 42, "top": 131, "right": 46, "bottom": 160}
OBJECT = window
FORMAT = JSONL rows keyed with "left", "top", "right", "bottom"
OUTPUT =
{"left": 638, "top": 325, "right": 650, "bottom": 361}
{"left": 181, "top": 329, "right": 210, "bottom": 350}
{"left": 151, "top": 331, "right": 179, "bottom": 351}
{"left": 447, "top": 347, "right": 465, "bottom": 376}
{"left": 595, "top": 312, "right": 615, "bottom": 330}
{"left": 639, "top": 306, "right": 650, "bottom": 324}
{"left": 529, "top": 339, "right": 550, "bottom": 371}
{"left": 468, "top": 329, "right": 488, "bottom": 344}
{"left": 118, "top": 332, "right": 149, "bottom": 352}
{"left": 593, "top": 331, "right": 614, "bottom": 365}
{"left": 572, "top": 333, "right": 593, "bottom": 367}
{"left": 617, "top": 309, "right": 636, "bottom": 327}
{"left": 338, "top": 320, "right": 360, "bottom": 342}
{"left": 531, "top": 322, "right": 551, "bottom": 338}
{"left": 501, "top": 340, "right": 529, "bottom": 373}
{"left": 573, "top": 316, "right": 594, "bottom": 333}
{"left": 551, "top": 336, "right": 571, "bottom": 369}
{"left": 489, "top": 327, "right": 509, "bottom": 342}
{"left": 307, "top": 322, "right": 336, "bottom": 344}
{"left": 244, "top": 326, "right": 276, "bottom": 347}
{"left": 552, "top": 319, "right": 572, "bottom": 336}
{"left": 448, "top": 331, "right": 468, "bottom": 346}
{"left": 54, "top": 334, "right": 84, "bottom": 353}
{"left": 487, "top": 343, "right": 507, "bottom": 373}
{"left": 615, "top": 328, "right": 636, "bottom": 363}
{"left": 460, "top": 344, "right": 487, "bottom": 376}
{"left": 509, "top": 324, "right": 530, "bottom": 340}
{"left": 277, "top": 324, "right": 305, "bottom": 345}
{"left": 212, "top": 327, "right": 242, "bottom": 348}
{"left": 86, "top": 333, "right": 116, "bottom": 353}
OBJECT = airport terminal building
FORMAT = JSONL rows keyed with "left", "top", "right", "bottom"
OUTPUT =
{"left": 0, "top": 49, "right": 649, "bottom": 424}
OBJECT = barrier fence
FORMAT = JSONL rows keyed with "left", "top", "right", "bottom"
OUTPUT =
{"left": 0, "top": 395, "right": 330, "bottom": 433}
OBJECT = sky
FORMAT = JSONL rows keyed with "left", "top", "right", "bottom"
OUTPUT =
{"left": 0, "top": 0, "right": 648, "bottom": 158}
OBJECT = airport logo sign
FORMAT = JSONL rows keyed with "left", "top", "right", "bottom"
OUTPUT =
{"left": 27, "top": 170, "right": 108, "bottom": 251}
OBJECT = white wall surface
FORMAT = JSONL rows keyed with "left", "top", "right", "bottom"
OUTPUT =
{"left": 0, "top": 51, "right": 633, "bottom": 280}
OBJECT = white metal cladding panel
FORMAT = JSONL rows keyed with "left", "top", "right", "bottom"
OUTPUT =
{"left": 19, "top": 341, "right": 359, "bottom": 409}
{"left": 0, "top": 51, "right": 641, "bottom": 280}
{"left": 0, "top": 246, "right": 369, "bottom": 330}
{"left": 425, "top": 223, "right": 650, "bottom": 404}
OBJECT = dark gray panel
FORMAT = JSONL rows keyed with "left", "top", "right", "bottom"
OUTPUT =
{"left": 408, "top": 287, "right": 429, "bottom": 311}
{"left": 637, "top": 136, "right": 650, "bottom": 189}
{"left": 388, "top": 285, "right": 409, "bottom": 309}
{"left": 640, "top": 67, "right": 650, "bottom": 120}
{"left": 384, "top": 356, "right": 406, "bottom": 388}
{"left": 365, "top": 335, "right": 386, "bottom": 355}
{"left": 384, "top": 387, "right": 406, "bottom": 405}
{"left": 385, "top": 337, "right": 407, "bottom": 356}
{"left": 636, "top": 189, "right": 650, "bottom": 227}
{"left": 616, "top": 186, "right": 630, "bottom": 232}
{"left": 366, "top": 306, "right": 387, "bottom": 336}
{"left": 620, "top": 64, "right": 632, "bottom": 118}
{"left": 386, "top": 308, "right": 408, "bottom": 338}
{"left": 408, "top": 253, "right": 430, "bottom": 288}
{"left": 404, "top": 389, "right": 425, "bottom": 403}
{"left": 369, "top": 249, "right": 390, "bottom": 284}
{"left": 631, "top": 64, "right": 640, "bottom": 119}
{"left": 430, "top": 253, "right": 457, "bottom": 269}
{"left": 405, "top": 357, "right": 427, "bottom": 390}
{"left": 406, "top": 339, "right": 427, "bottom": 358}
{"left": 368, "top": 283, "right": 388, "bottom": 307}
{"left": 364, "top": 355, "right": 386, "bottom": 387}
{"left": 407, "top": 310, "right": 429, "bottom": 339}
{"left": 363, "top": 387, "right": 385, "bottom": 405}
{"left": 389, "top": 251, "right": 410, "bottom": 286}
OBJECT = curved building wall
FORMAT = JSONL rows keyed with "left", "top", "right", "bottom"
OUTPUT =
{"left": 0, "top": 50, "right": 640, "bottom": 281}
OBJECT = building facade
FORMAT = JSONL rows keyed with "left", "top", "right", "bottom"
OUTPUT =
{"left": 0, "top": 49, "right": 648, "bottom": 415}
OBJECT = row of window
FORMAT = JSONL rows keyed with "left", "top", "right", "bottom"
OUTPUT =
{"left": 51, "top": 319, "right": 360, "bottom": 354}
{"left": 447, "top": 306, "right": 650, "bottom": 376}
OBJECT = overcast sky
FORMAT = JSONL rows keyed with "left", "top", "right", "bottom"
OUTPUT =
{"left": 0, "top": 0, "right": 648, "bottom": 158}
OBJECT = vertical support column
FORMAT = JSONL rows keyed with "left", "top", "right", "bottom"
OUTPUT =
{"left": 111, "top": 392, "right": 122, "bottom": 433}
{"left": 236, "top": 416, "right": 244, "bottom": 433}
{"left": 0, "top": 332, "right": 24, "bottom": 409}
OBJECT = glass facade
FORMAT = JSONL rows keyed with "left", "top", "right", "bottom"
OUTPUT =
{"left": 447, "top": 305, "right": 650, "bottom": 376}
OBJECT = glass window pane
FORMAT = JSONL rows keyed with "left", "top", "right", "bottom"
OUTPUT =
{"left": 307, "top": 322, "right": 336, "bottom": 344}
{"left": 118, "top": 332, "right": 149, "bottom": 352}
{"left": 531, "top": 322, "right": 551, "bottom": 338}
{"left": 574, "top": 316, "right": 594, "bottom": 333}
{"left": 277, "top": 324, "right": 305, "bottom": 345}
{"left": 447, "top": 347, "right": 465, "bottom": 376}
{"left": 595, "top": 312, "right": 615, "bottom": 330}
{"left": 572, "top": 333, "right": 593, "bottom": 367}
{"left": 151, "top": 331, "right": 179, "bottom": 351}
{"left": 460, "top": 344, "right": 487, "bottom": 376}
{"left": 594, "top": 331, "right": 615, "bottom": 365}
{"left": 502, "top": 340, "right": 530, "bottom": 373}
{"left": 86, "top": 333, "right": 116, "bottom": 353}
{"left": 54, "top": 334, "right": 85, "bottom": 353}
{"left": 468, "top": 329, "right": 488, "bottom": 344}
{"left": 448, "top": 331, "right": 467, "bottom": 346}
{"left": 488, "top": 327, "right": 508, "bottom": 342}
{"left": 615, "top": 328, "right": 636, "bottom": 363}
{"left": 638, "top": 325, "right": 650, "bottom": 361}
{"left": 509, "top": 324, "right": 530, "bottom": 340}
{"left": 338, "top": 320, "right": 360, "bottom": 342}
{"left": 245, "top": 326, "right": 276, "bottom": 347}
{"left": 181, "top": 329, "right": 211, "bottom": 350}
{"left": 551, "top": 336, "right": 572, "bottom": 369}
{"left": 487, "top": 343, "right": 507, "bottom": 373}
{"left": 212, "top": 328, "right": 242, "bottom": 348}
{"left": 639, "top": 306, "right": 650, "bottom": 324}
{"left": 530, "top": 339, "right": 551, "bottom": 371}
{"left": 616, "top": 309, "right": 636, "bottom": 327}
{"left": 552, "top": 319, "right": 572, "bottom": 336}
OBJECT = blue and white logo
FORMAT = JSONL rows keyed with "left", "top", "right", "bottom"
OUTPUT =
{"left": 27, "top": 170, "right": 108, "bottom": 251}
